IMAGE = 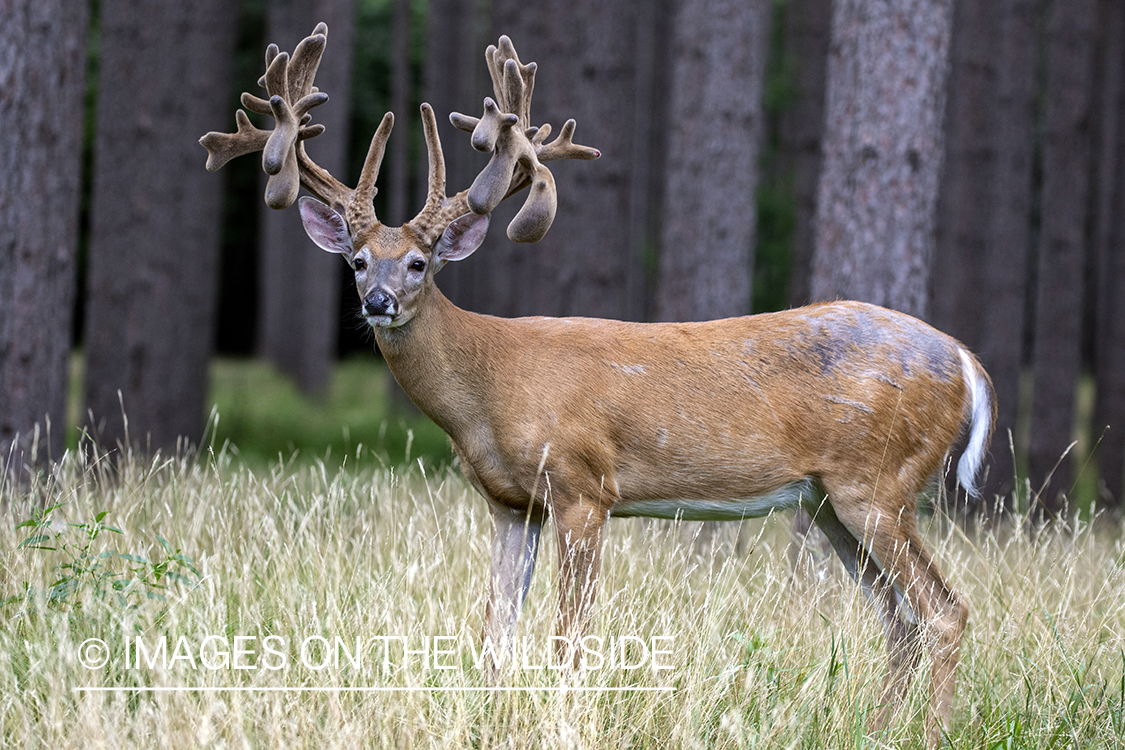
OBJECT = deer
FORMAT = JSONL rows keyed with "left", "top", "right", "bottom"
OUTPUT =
{"left": 201, "top": 24, "right": 995, "bottom": 747}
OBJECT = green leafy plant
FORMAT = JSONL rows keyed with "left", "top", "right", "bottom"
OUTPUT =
{"left": 5, "top": 502, "right": 200, "bottom": 625}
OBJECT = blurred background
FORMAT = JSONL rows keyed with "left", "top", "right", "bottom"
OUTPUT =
{"left": 2, "top": 0, "right": 1123, "bottom": 518}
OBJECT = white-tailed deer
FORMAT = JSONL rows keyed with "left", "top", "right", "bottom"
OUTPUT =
{"left": 201, "top": 24, "right": 994, "bottom": 746}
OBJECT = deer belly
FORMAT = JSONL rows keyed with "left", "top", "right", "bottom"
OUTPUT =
{"left": 609, "top": 478, "right": 815, "bottom": 521}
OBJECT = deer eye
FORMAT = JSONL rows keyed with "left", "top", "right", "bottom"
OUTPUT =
{"left": 409, "top": 259, "right": 426, "bottom": 273}
{"left": 352, "top": 257, "right": 367, "bottom": 272}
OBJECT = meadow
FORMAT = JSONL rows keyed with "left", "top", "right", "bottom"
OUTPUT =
{"left": 3, "top": 360, "right": 1124, "bottom": 748}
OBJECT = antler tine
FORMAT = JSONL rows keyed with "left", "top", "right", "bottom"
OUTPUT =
{"left": 288, "top": 23, "right": 329, "bottom": 102}
{"left": 408, "top": 104, "right": 463, "bottom": 246}
{"left": 448, "top": 36, "right": 599, "bottom": 243}
{"left": 200, "top": 110, "right": 270, "bottom": 172}
{"left": 199, "top": 23, "right": 354, "bottom": 213}
{"left": 491, "top": 36, "right": 534, "bottom": 126}
{"left": 346, "top": 112, "right": 395, "bottom": 230}
{"left": 418, "top": 105, "right": 448, "bottom": 213}
{"left": 537, "top": 118, "right": 600, "bottom": 163}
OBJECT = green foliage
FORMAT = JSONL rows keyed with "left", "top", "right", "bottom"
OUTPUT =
{"left": 753, "top": 0, "right": 800, "bottom": 314}
{"left": 349, "top": 0, "right": 429, "bottom": 205}
{"left": 5, "top": 503, "right": 200, "bottom": 628}
{"left": 65, "top": 355, "right": 451, "bottom": 468}
{"left": 753, "top": 182, "right": 796, "bottom": 314}
{"left": 763, "top": 0, "right": 801, "bottom": 119}
{"left": 207, "top": 356, "right": 452, "bottom": 468}
{"left": 349, "top": 0, "right": 395, "bottom": 190}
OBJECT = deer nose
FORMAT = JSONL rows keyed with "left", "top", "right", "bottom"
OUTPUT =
{"left": 363, "top": 289, "right": 398, "bottom": 317}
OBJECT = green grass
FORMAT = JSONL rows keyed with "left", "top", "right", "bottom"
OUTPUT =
{"left": 66, "top": 354, "right": 452, "bottom": 469}
{"left": 206, "top": 356, "right": 451, "bottom": 468}
{"left": 2, "top": 447, "right": 1124, "bottom": 748}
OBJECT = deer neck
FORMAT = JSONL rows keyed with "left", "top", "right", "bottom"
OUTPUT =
{"left": 371, "top": 287, "right": 495, "bottom": 438}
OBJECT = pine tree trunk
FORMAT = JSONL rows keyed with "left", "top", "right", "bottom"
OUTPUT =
{"left": 654, "top": 0, "right": 770, "bottom": 322}
{"left": 932, "top": 0, "right": 1039, "bottom": 514}
{"left": 930, "top": 0, "right": 998, "bottom": 352}
{"left": 1027, "top": 0, "right": 1097, "bottom": 513}
{"left": 779, "top": 0, "right": 831, "bottom": 309}
{"left": 977, "top": 0, "right": 1038, "bottom": 506}
{"left": 486, "top": 0, "right": 645, "bottom": 320}
{"left": 84, "top": 0, "right": 236, "bottom": 453}
{"left": 0, "top": 0, "right": 88, "bottom": 474}
{"left": 1094, "top": 0, "right": 1125, "bottom": 509}
{"left": 424, "top": 0, "right": 489, "bottom": 313}
{"left": 810, "top": 0, "right": 953, "bottom": 321}
{"left": 388, "top": 0, "right": 412, "bottom": 227}
{"left": 257, "top": 0, "right": 354, "bottom": 396}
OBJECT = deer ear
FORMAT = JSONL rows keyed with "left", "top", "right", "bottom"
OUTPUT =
{"left": 435, "top": 212, "right": 490, "bottom": 264}
{"left": 299, "top": 196, "right": 352, "bottom": 255}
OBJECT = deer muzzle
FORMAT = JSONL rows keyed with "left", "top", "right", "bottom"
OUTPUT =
{"left": 363, "top": 288, "right": 398, "bottom": 325}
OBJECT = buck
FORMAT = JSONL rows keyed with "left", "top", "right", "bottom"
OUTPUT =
{"left": 201, "top": 24, "right": 994, "bottom": 746}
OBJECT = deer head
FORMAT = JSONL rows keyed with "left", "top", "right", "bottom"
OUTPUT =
{"left": 200, "top": 25, "right": 599, "bottom": 328}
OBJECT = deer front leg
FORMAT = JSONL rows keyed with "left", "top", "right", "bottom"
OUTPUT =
{"left": 483, "top": 500, "right": 542, "bottom": 654}
{"left": 552, "top": 497, "right": 608, "bottom": 660}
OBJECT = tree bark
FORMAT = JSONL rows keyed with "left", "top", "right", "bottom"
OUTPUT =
{"left": 1027, "top": 0, "right": 1097, "bottom": 513}
{"left": 257, "top": 0, "right": 354, "bottom": 396}
{"left": 810, "top": 0, "right": 953, "bottom": 321}
{"left": 84, "top": 0, "right": 236, "bottom": 454}
{"left": 654, "top": 0, "right": 770, "bottom": 322}
{"left": 931, "top": 0, "right": 1039, "bottom": 513}
{"left": 801, "top": 0, "right": 951, "bottom": 550}
{"left": 930, "top": 0, "right": 998, "bottom": 352}
{"left": 976, "top": 0, "right": 1038, "bottom": 506}
{"left": 483, "top": 0, "right": 645, "bottom": 321}
{"left": 388, "top": 0, "right": 412, "bottom": 227}
{"left": 424, "top": 0, "right": 490, "bottom": 312}
{"left": 1094, "top": 0, "right": 1125, "bottom": 509}
{"left": 0, "top": 0, "right": 88, "bottom": 474}
{"left": 779, "top": 0, "right": 831, "bottom": 309}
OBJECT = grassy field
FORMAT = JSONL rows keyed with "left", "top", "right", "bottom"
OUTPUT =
{"left": 66, "top": 355, "right": 453, "bottom": 468}
{"left": 206, "top": 357, "right": 452, "bottom": 468}
{"left": 2, "top": 439, "right": 1124, "bottom": 748}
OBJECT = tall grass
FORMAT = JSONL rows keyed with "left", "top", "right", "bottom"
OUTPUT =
{"left": 2, "top": 444, "right": 1124, "bottom": 748}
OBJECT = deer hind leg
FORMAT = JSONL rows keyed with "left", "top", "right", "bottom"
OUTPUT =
{"left": 821, "top": 490, "right": 968, "bottom": 748}
{"left": 806, "top": 496, "right": 923, "bottom": 731}
{"left": 873, "top": 520, "right": 966, "bottom": 748}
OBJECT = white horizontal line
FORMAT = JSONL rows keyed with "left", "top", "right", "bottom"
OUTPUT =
{"left": 73, "top": 686, "right": 675, "bottom": 693}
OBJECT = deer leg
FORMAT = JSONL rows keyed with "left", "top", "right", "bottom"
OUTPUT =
{"left": 866, "top": 519, "right": 965, "bottom": 748}
{"left": 825, "top": 494, "right": 967, "bottom": 748}
{"left": 552, "top": 496, "right": 608, "bottom": 660}
{"left": 483, "top": 500, "right": 542, "bottom": 654}
{"left": 806, "top": 497, "right": 923, "bottom": 733}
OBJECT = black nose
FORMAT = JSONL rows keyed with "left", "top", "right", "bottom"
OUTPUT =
{"left": 363, "top": 289, "right": 397, "bottom": 317}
